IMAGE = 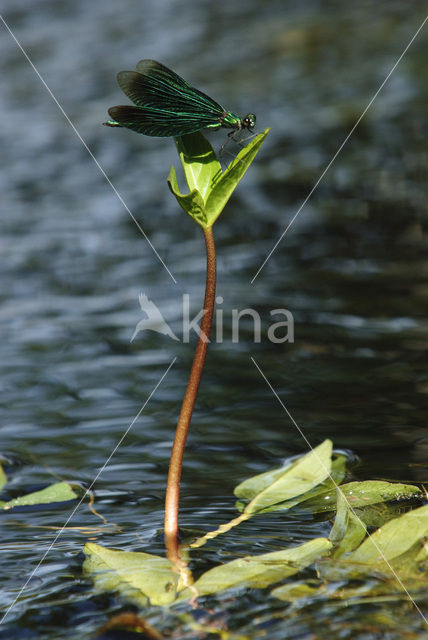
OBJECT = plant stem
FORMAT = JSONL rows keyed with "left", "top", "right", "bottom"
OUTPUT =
{"left": 164, "top": 225, "right": 216, "bottom": 565}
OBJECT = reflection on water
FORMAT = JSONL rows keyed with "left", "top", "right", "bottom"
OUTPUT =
{"left": 1, "top": 1, "right": 427, "bottom": 638}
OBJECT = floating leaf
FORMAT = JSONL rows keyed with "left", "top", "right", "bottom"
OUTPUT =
{"left": 83, "top": 543, "right": 180, "bottom": 606}
{"left": 84, "top": 540, "right": 332, "bottom": 608}
{"left": 235, "top": 440, "right": 333, "bottom": 515}
{"left": 281, "top": 452, "right": 347, "bottom": 514}
{"left": 338, "top": 481, "right": 422, "bottom": 508}
{"left": 234, "top": 461, "right": 294, "bottom": 502}
{"left": 0, "top": 481, "right": 78, "bottom": 509}
{"left": 322, "top": 503, "right": 428, "bottom": 582}
{"left": 276, "top": 504, "right": 428, "bottom": 603}
{"left": 192, "top": 441, "right": 335, "bottom": 549}
{"left": 343, "top": 503, "right": 428, "bottom": 567}
{"left": 190, "top": 538, "right": 332, "bottom": 596}
{"left": 330, "top": 490, "right": 367, "bottom": 558}
{"left": 325, "top": 541, "right": 428, "bottom": 600}
{"left": 297, "top": 480, "right": 421, "bottom": 516}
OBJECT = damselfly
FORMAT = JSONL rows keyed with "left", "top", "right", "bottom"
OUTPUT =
{"left": 104, "top": 59, "right": 256, "bottom": 140}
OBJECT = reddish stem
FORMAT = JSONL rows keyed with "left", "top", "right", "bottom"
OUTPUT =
{"left": 164, "top": 226, "right": 216, "bottom": 564}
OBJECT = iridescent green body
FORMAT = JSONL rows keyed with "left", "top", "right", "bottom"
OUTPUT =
{"left": 104, "top": 59, "right": 256, "bottom": 138}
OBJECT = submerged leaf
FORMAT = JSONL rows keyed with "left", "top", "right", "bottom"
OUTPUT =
{"left": 234, "top": 439, "right": 333, "bottom": 515}
{"left": 271, "top": 580, "right": 321, "bottom": 602}
{"left": 351, "top": 501, "right": 413, "bottom": 529}
{"left": 190, "top": 538, "right": 332, "bottom": 596}
{"left": 0, "top": 464, "right": 7, "bottom": 491}
{"left": 0, "top": 481, "right": 78, "bottom": 509}
{"left": 83, "top": 543, "right": 179, "bottom": 606}
{"left": 272, "top": 573, "right": 424, "bottom": 604}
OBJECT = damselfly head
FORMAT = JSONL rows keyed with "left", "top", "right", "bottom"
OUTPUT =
{"left": 242, "top": 113, "right": 256, "bottom": 131}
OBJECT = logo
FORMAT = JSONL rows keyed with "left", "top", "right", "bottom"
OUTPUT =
{"left": 132, "top": 293, "right": 294, "bottom": 344}
{"left": 131, "top": 294, "right": 179, "bottom": 342}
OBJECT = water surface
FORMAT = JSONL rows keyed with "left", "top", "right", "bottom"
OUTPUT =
{"left": 1, "top": 2, "right": 427, "bottom": 638}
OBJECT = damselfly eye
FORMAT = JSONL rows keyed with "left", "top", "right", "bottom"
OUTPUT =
{"left": 242, "top": 113, "right": 256, "bottom": 130}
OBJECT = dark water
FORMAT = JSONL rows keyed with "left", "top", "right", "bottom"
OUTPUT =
{"left": 1, "top": 1, "right": 428, "bottom": 638}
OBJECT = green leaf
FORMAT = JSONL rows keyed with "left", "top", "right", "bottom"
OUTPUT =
{"left": 192, "top": 443, "right": 340, "bottom": 549}
{"left": 322, "top": 503, "right": 428, "bottom": 583}
{"left": 234, "top": 439, "right": 333, "bottom": 515}
{"left": 234, "top": 462, "right": 294, "bottom": 503}
{"left": 174, "top": 132, "right": 222, "bottom": 201}
{"left": 0, "top": 463, "right": 7, "bottom": 491}
{"left": 204, "top": 129, "right": 270, "bottom": 226}
{"left": 281, "top": 453, "right": 347, "bottom": 514}
{"left": 386, "top": 541, "right": 428, "bottom": 581}
{"left": 83, "top": 543, "right": 179, "bottom": 606}
{"left": 415, "top": 540, "right": 428, "bottom": 565}
{"left": 190, "top": 538, "right": 332, "bottom": 597}
{"left": 343, "top": 503, "right": 428, "bottom": 568}
{"left": 338, "top": 481, "right": 422, "bottom": 508}
{"left": 274, "top": 567, "right": 428, "bottom": 604}
{"left": 234, "top": 455, "right": 346, "bottom": 516}
{"left": 168, "top": 129, "right": 269, "bottom": 229}
{"left": 272, "top": 574, "right": 420, "bottom": 604}
{"left": 0, "top": 481, "right": 78, "bottom": 509}
{"left": 351, "top": 501, "right": 412, "bottom": 529}
{"left": 271, "top": 580, "right": 321, "bottom": 602}
{"left": 295, "top": 480, "right": 421, "bottom": 516}
{"left": 277, "top": 498, "right": 428, "bottom": 602}
{"left": 167, "top": 164, "right": 208, "bottom": 227}
{"left": 330, "top": 490, "right": 367, "bottom": 557}
{"left": 84, "top": 539, "right": 332, "bottom": 606}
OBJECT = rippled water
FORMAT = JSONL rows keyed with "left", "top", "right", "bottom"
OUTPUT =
{"left": 1, "top": 1, "right": 428, "bottom": 638}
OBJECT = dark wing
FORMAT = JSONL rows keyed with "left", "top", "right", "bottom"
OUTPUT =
{"left": 109, "top": 59, "right": 225, "bottom": 136}
{"left": 135, "top": 59, "right": 193, "bottom": 91}
{"left": 108, "top": 105, "right": 221, "bottom": 137}
{"left": 130, "top": 59, "right": 224, "bottom": 115}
